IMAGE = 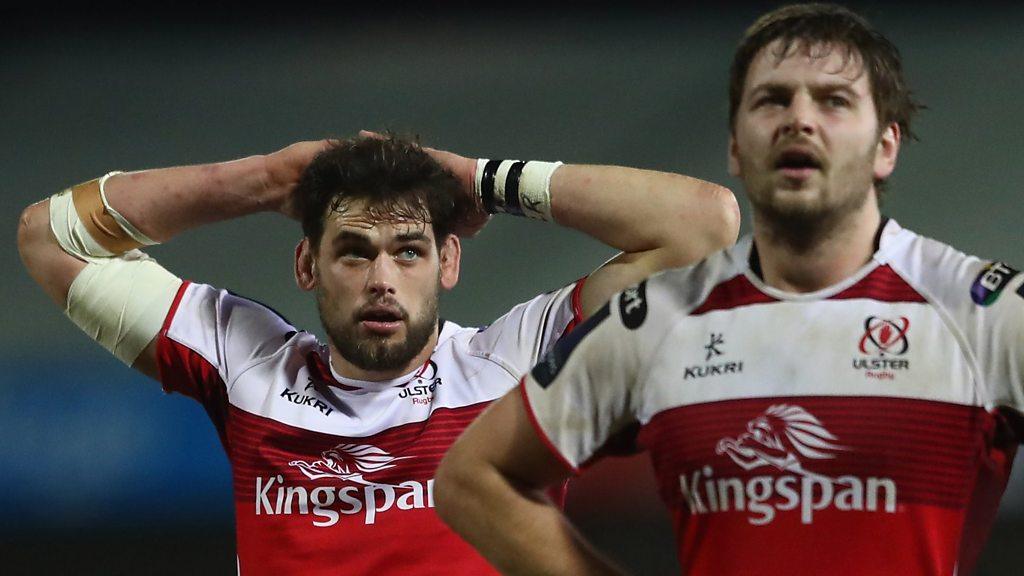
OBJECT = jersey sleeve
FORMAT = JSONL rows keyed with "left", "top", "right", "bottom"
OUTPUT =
{"left": 971, "top": 264, "right": 1024, "bottom": 411}
{"left": 467, "top": 279, "right": 585, "bottom": 379}
{"left": 156, "top": 282, "right": 297, "bottom": 406}
{"left": 890, "top": 236, "right": 1024, "bottom": 414}
{"left": 519, "top": 279, "right": 658, "bottom": 472}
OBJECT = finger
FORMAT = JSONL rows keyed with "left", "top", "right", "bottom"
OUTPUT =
{"left": 359, "top": 130, "right": 384, "bottom": 140}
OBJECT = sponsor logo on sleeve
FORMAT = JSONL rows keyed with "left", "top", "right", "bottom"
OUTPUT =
{"left": 253, "top": 443, "right": 434, "bottom": 528}
{"left": 618, "top": 281, "right": 648, "bottom": 330}
{"left": 852, "top": 316, "right": 910, "bottom": 380}
{"left": 679, "top": 405, "right": 897, "bottom": 526}
{"left": 970, "top": 262, "right": 1020, "bottom": 306}
{"left": 683, "top": 333, "right": 743, "bottom": 380}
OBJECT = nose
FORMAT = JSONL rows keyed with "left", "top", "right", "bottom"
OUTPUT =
{"left": 366, "top": 256, "right": 398, "bottom": 296}
{"left": 779, "top": 94, "right": 816, "bottom": 138}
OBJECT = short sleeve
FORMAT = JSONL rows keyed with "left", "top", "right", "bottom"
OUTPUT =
{"left": 520, "top": 281, "right": 653, "bottom": 473}
{"left": 467, "top": 279, "right": 585, "bottom": 378}
{"left": 975, "top": 267, "right": 1024, "bottom": 411}
{"left": 157, "top": 282, "right": 297, "bottom": 404}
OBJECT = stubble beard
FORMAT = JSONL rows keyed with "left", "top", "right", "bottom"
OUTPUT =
{"left": 316, "top": 283, "right": 440, "bottom": 374}
{"left": 743, "top": 145, "right": 876, "bottom": 253}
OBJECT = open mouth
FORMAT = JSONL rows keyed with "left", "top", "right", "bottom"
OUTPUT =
{"left": 774, "top": 149, "right": 823, "bottom": 176}
{"left": 358, "top": 305, "right": 405, "bottom": 335}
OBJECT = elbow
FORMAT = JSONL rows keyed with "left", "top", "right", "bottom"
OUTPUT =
{"left": 434, "top": 442, "right": 488, "bottom": 535}
{"left": 433, "top": 449, "right": 465, "bottom": 529}
{"left": 17, "top": 202, "right": 47, "bottom": 269}
{"left": 704, "top": 183, "right": 741, "bottom": 250}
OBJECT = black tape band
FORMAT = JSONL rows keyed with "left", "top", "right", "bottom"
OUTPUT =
{"left": 503, "top": 161, "right": 526, "bottom": 216}
{"left": 480, "top": 160, "right": 502, "bottom": 214}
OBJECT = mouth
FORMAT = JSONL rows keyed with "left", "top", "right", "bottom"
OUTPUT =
{"left": 357, "top": 305, "right": 406, "bottom": 336}
{"left": 773, "top": 148, "right": 823, "bottom": 180}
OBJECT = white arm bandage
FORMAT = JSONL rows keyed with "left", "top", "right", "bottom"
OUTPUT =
{"left": 49, "top": 174, "right": 182, "bottom": 366}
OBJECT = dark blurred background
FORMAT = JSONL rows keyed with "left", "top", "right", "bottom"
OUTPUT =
{"left": 3, "top": 2, "right": 1022, "bottom": 574}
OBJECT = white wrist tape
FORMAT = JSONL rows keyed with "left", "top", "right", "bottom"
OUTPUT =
{"left": 474, "top": 159, "right": 561, "bottom": 222}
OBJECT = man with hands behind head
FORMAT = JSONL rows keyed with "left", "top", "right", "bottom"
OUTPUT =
{"left": 18, "top": 132, "right": 737, "bottom": 575}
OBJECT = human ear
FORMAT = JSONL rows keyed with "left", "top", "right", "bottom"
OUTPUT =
{"left": 294, "top": 237, "right": 317, "bottom": 291}
{"left": 439, "top": 235, "right": 461, "bottom": 290}
{"left": 873, "top": 122, "right": 901, "bottom": 181}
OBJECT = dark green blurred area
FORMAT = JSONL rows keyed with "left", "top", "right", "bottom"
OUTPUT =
{"left": 3, "top": 3, "right": 1023, "bottom": 574}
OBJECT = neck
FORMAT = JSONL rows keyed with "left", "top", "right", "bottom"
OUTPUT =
{"left": 752, "top": 198, "right": 882, "bottom": 293}
{"left": 328, "top": 325, "right": 440, "bottom": 382}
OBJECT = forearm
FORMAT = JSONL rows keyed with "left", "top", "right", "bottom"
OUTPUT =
{"left": 550, "top": 165, "right": 739, "bottom": 264}
{"left": 101, "top": 154, "right": 277, "bottom": 243}
{"left": 436, "top": 459, "right": 624, "bottom": 576}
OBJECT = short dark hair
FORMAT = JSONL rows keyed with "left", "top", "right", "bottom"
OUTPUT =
{"left": 729, "top": 3, "right": 923, "bottom": 142}
{"left": 296, "top": 135, "right": 464, "bottom": 248}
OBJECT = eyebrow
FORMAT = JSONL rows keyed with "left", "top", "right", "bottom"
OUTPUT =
{"left": 394, "top": 231, "right": 431, "bottom": 243}
{"left": 330, "top": 229, "right": 431, "bottom": 248}
{"left": 749, "top": 81, "right": 861, "bottom": 97}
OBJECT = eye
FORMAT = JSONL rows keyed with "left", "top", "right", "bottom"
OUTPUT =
{"left": 825, "top": 94, "right": 851, "bottom": 108}
{"left": 338, "top": 246, "right": 372, "bottom": 261}
{"left": 753, "top": 94, "right": 787, "bottom": 109}
{"left": 395, "top": 247, "right": 422, "bottom": 261}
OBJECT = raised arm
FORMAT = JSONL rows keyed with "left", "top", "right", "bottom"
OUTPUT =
{"left": 16, "top": 141, "right": 329, "bottom": 378}
{"left": 414, "top": 139, "right": 739, "bottom": 318}
{"left": 549, "top": 165, "right": 738, "bottom": 316}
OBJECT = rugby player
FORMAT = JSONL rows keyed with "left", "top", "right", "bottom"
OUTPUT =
{"left": 436, "top": 4, "right": 1024, "bottom": 575}
{"left": 17, "top": 133, "right": 738, "bottom": 574}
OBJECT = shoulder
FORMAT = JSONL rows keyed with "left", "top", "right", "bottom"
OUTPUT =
{"left": 165, "top": 282, "right": 302, "bottom": 369}
{"left": 881, "top": 223, "right": 1023, "bottom": 314}
{"left": 636, "top": 236, "right": 754, "bottom": 321}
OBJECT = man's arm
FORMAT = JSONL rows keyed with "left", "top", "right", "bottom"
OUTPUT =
{"left": 549, "top": 165, "right": 737, "bottom": 317}
{"left": 419, "top": 140, "right": 738, "bottom": 319}
{"left": 16, "top": 141, "right": 329, "bottom": 379}
{"left": 435, "top": 391, "right": 625, "bottom": 576}
{"left": 436, "top": 278, "right": 653, "bottom": 574}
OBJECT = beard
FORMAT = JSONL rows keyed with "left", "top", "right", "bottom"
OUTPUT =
{"left": 316, "top": 283, "right": 440, "bottom": 374}
{"left": 741, "top": 143, "right": 876, "bottom": 252}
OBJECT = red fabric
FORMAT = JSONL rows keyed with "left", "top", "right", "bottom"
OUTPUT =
{"left": 636, "top": 397, "right": 1011, "bottom": 575}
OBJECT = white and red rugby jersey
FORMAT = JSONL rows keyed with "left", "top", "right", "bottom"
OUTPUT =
{"left": 157, "top": 278, "right": 583, "bottom": 575}
{"left": 523, "top": 219, "right": 1024, "bottom": 576}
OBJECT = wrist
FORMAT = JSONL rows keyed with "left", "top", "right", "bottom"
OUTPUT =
{"left": 252, "top": 153, "right": 293, "bottom": 212}
{"left": 474, "top": 159, "right": 562, "bottom": 222}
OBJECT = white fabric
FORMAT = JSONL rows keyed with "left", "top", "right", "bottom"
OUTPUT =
{"left": 523, "top": 220, "right": 1024, "bottom": 469}
{"left": 164, "top": 281, "right": 579, "bottom": 437}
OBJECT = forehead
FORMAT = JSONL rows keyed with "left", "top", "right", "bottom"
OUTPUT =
{"left": 744, "top": 40, "right": 869, "bottom": 94}
{"left": 325, "top": 198, "right": 435, "bottom": 242}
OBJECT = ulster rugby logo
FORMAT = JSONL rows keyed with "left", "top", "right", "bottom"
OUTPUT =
{"left": 858, "top": 316, "right": 910, "bottom": 356}
{"left": 289, "top": 443, "right": 412, "bottom": 486}
{"left": 853, "top": 316, "right": 911, "bottom": 379}
{"left": 715, "top": 404, "right": 845, "bottom": 475}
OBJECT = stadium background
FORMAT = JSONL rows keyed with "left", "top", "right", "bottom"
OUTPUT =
{"left": 3, "top": 2, "right": 1022, "bottom": 573}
